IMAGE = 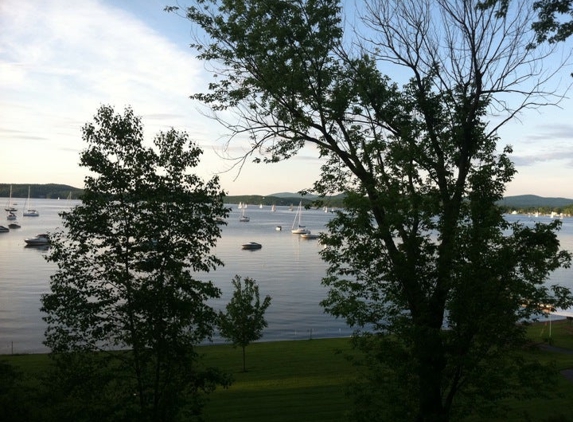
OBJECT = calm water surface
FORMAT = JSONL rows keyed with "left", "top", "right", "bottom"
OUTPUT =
{"left": 1, "top": 199, "right": 572, "bottom": 354}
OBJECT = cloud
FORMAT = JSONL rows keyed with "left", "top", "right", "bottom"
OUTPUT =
{"left": 512, "top": 150, "right": 573, "bottom": 167}
{"left": 520, "top": 123, "right": 573, "bottom": 143}
{"left": 0, "top": 0, "right": 215, "bottom": 185}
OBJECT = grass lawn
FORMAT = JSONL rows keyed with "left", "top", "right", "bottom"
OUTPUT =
{"left": 3, "top": 323, "right": 573, "bottom": 422}
{"left": 199, "top": 338, "right": 356, "bottom": 422}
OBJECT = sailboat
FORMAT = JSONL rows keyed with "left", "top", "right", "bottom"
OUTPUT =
{"left": 291, "top": 201, "right": 310, "bottom": 234}
{"left": 66, "top": 191, "right": 72, "bottom": 205}
{"left": 4, "top": 185, "right": 17, "bottom": 212}
{"left": 239, "top": 203, "right": 250, "bottom": 222}
{"left": 23, "top": 186, "right": 39, "bottom": 217}
{"left": 271, "top": 204, "right": 276, "bottom": 212}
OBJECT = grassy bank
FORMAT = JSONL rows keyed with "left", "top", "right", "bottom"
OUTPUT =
{"left": 4, "top": 323, "right": 573, "bottom": 421}
{"left": 199, "top": 338, "right": 355, "bottom": 422}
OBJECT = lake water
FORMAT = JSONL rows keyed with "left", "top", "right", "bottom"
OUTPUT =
{"left": 0, "top": 199, "right": 351, "bottom": 354}
{"left": 1, "top": 199, "right": 572, "bottom": 354}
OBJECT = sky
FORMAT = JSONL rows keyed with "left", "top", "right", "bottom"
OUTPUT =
{"left": 1, "top": 0, "right": 573, "bottom": 198}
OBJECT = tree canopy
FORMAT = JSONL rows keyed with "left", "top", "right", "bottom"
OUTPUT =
{"left": 172, "top": 1, "right": 573, "bottom": 420}
{"left": 41, "top": 105, "right": 230, "bottom": 421}
{"left": 479, "top": 0, "right": 573, "bottom": 44}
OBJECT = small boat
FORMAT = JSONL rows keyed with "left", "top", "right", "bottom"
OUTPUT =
{"left": 241, "top": 242, "right": 262, "bottom": 250}
{"left": 8, "top": 222, "right": 21, "bottom": 229}
{"left": 7, "top": 212, "right": 17, "bottom": 221}
{"left": 271, "top": 204, "right": 276, "bottom": 212}
{"left": 23, "top": 209, "right": 39, "bottom": 217}
{"left": 300, "top": 232, "right": 320, "bottom": 240}
{"left": 24, "top": 233, "right": 50, "bottom": 246}
{"left": 0, "top": 225, "right": 9, "bottom": 233}
{"left": 275, "top": 225, "right": 282, "bottom": 231}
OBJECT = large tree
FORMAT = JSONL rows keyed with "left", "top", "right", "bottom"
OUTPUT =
{"left": 172, "top": 1, "right": 572, "bottom": 420}
{"left": 41, "top": 105, "right": 230, "bottom": 421}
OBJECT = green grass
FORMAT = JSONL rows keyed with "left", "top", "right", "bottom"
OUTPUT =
{"left": 199, "top": 338, "right": 355, "bottom": 422}
{"left": 2, "top": 325, "right": 573, "bottom": 422}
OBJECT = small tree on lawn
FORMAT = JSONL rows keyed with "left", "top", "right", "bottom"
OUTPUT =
{"left": 218, "top": 275, "right": 272, "bottom": 372}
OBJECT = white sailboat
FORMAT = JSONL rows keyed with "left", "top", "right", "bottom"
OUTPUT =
{"left": 23, "top": 186, "right": 39, "bottom": 217}
{"left": 4, "top": 185, "right": 17, "bottom": 212}
{"left": 271, "top": 204, "right": 276, "bottom": 212}
{"left": 239, "top": 204, "right": 250, "bottom": 222}
{"left": 291, "top": 201, "right": 310, "bottom": 234}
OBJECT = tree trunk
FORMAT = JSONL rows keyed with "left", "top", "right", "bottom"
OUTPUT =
{"left": 415, "top": 325, "right": 448, "bottom": 422}
{"left": 242, "top": 345, "right": 246, "bottom": 372}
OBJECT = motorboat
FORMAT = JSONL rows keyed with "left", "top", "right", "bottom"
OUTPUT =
{"left": 8, "top": 222, "right": 21, "bottom": 229}
{"left": 300, "top": 232, "right": 320, "bottom": 240}
{"left": 241, "top": 242, "right": 262, "bottom": 250}
{"left": 24, "top": 233, "right": 50, "bottom": 246}
{"left": 276, "top": 225, "right": 282, "bottom": 231}
{"left": 0, "top": 225, "right": 9, "bottom": 233}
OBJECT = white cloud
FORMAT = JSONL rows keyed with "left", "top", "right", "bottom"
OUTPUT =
{"left": 0, "top": 0, "right": 219, "bottom": 187}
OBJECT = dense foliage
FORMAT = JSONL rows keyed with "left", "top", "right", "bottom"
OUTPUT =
{"left": 479, "top": 0, "right": 573, "bottom": 44}
{"left": 41, "top": 105, "right": 230, "bottom": 421}
{"left": 173, "top": 1, "right": 573, "bottom": 420}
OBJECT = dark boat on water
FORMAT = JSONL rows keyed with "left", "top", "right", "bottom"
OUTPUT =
{"left": 241, "top": 242, "right": 262, "bottom": 250}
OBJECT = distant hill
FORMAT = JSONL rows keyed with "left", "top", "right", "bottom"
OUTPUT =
{"left": 0, "top": 184, "right": 83, "bottom": 200}
{"left": 497, "top": 195, "right": 573, "bottom": 209}
{"left": 269, "top": 192, "right": 319, "bottom": 199}
{"left": 266, "top": 193, "right": 573, "bottom": 210}
{"left": 2, "top": 185, "right": 571, "bottom": 210}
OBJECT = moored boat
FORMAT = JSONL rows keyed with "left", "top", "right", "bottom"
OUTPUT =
{"left": 24, "top": 233, "right": 50, "bottom": 246}
{"left": 4, "top": 185, "right": 17, "bottom": 212}
{"left": 23, "top": 187, "right": 40, "bottom": 217}
{"left": 241, "top": 241, "right": 262, "bottom": 250}
{"left": 23, "top": 209, "right": 40, "bottom": 217}
{"left": 8, "top": 222, "right": 21, "bottom": 229}
{"left": 300, "top": 232, "right": 320, "bottom": 240}
{"left": 239, "top": 205, "right": 250, "bottom": 222}
{"left": 291, "top": 201, "right": 310, "bottom": 234}
{"left": 0, "top": 225, "right": 9, "bottom": 233}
